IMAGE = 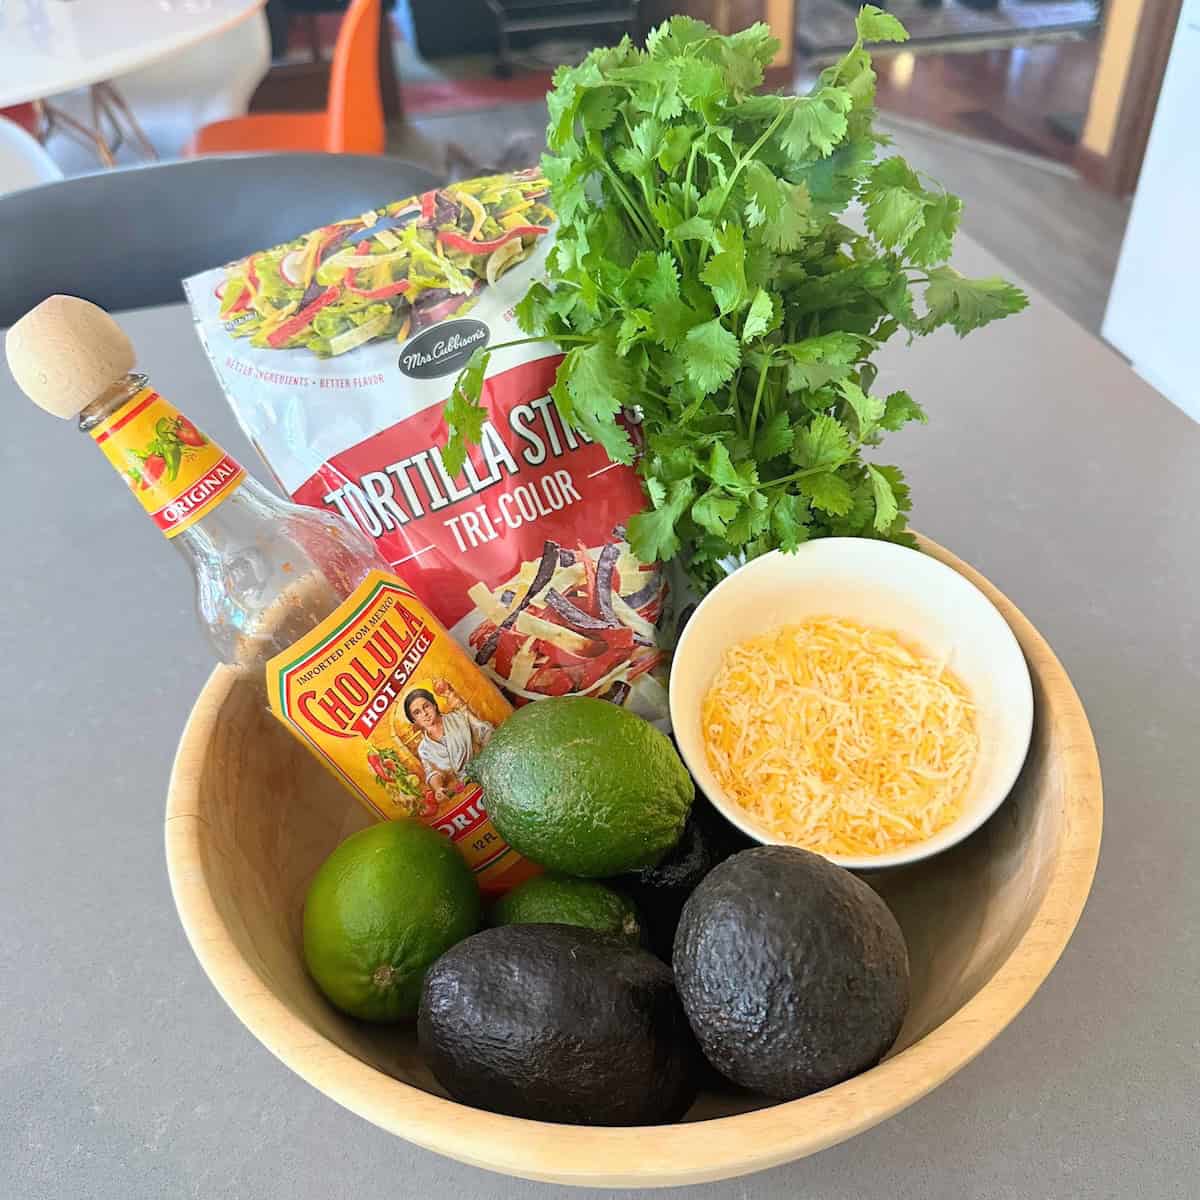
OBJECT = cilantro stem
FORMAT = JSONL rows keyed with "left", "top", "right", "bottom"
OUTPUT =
{"left": 482, "top": 334, "right": 599, "bottom": 354}
{"left": 696, "top": 107, "right": 786, "bottom": 276}
{"left": 763, "top": 463, "right": 842, "bottom": 487}
{"left": 684, "top": 142, "right": 701, "bottom": 216}
{"left": 826, "top": 36, "right": 864, "bottom": 85}
{"left": 717, "top": 109, "right": 787, "bottom": 214}
{"left": 599, "top": 161, "right": 659, "bottom": 247}
{"left": 747, "top": 357, "right": 771, "bottom": 443}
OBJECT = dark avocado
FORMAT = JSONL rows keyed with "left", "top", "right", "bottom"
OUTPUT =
{"left": 673, "top": 846, "right": 910, "bottom": 1100}
{"left": 418, "top": 924, "right": 698, "bottom": 1125}
{"left": 610, "top": 790, "right": 753, "bottom": 959}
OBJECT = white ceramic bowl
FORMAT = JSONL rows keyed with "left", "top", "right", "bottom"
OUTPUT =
{"left": 669, "top": 538, "right": 1034, "bottom": 871}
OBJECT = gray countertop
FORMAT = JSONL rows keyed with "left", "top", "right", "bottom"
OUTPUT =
{"left": 2, "top": 235, "right": 1197, "bottom": 1200}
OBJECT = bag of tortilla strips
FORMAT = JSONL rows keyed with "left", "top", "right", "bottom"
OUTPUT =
{"left": 183, "top": 168, "right": 671, "bottom": 725}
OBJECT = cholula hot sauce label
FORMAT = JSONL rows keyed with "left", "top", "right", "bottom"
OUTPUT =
{"left": 265, "top": 569, "right": 537, "bottom": 895}
{"left": 90, "top": 388, "right": 245, "bottom": 536}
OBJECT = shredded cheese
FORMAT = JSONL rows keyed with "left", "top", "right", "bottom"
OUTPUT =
{"left": 702, "top": 618, "right": 978, "bottom": 857}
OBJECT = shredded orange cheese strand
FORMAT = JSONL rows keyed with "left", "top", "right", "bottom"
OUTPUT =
{"left": 702, "top": 619, "right": 978, "bottom": 856}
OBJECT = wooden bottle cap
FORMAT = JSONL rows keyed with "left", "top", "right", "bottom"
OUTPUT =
{"left": 5, "top": 295, "right": 136, "bottom": 419}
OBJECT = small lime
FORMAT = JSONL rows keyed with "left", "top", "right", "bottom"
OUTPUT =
{"left": 488, "top": 874, "right": 642, "bottom": 941}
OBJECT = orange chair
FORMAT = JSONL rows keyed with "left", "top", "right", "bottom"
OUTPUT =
{"left": 186, "top": 0, "right": 385, "bottom": 157}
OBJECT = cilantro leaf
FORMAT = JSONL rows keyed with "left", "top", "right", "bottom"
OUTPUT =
{"left": 720, "top": 23, "right": 779, "bottom": 92}
{"left": 866, "top": 463, "right": 898, "bottom": 531}
{"left": 685, "top": 319, "right": 741, "bottom": 393}
{"left": 671, "top": 216, "right": 716, "bottom": 244}
{"left": 646, "top": 15, "right": 711, "bottom": 58}
{"left": 782, "top": 333, "right": 863, "bottom": 391}
{"left": 870, "top": 463, "right": 912, "bottom": 524}
{"left": 797, "top": 124, "right": 878, "bottom": 215}
{"left": 561, "top": 341, "right": 636, "bottom": 463}
{"left": 541, "top": 153, "right": 588, "bottom": 225}
{"left": 838, "top": 379, "right": 886, "bottom": 438}
{"left": 513, "top": 281, "right": 552, "bottom": 336}
{"left": 700, "top": 225, "right": 747, "bottom": 315}
{"left": 676, "top": 57, "right": 725, "bottom": 118}
{"left": 793, "top": 413, "right": 852, "bottom": 470}
{"left": 781, "top": 87, "right": 852, "bottom": 161}
{"left": 741, "top": 288, "right": 777, "bottom": 341}
{"left": 646, "top": 251, "right": 681, "bottom": 306}
{"left": 545, "top": 70, "right": 581, "bottom": 150}
{"left": 700, "top": 441, "right": 736, "bottom": 488}
{"left": 658, "top": 125, "right": 693, "bottom": 173}
{"left": 653, "top": 296, "right": 708, "bottom": 347}
{"left": 614, "top": 117, "right": 663, "bottom": 175}
{"left": 616, "top": 308, "right": 652, "bottom": 355}
{"left": 905, "top": 190, "right": 962, "bottom": 266}
{"left": 692, "top": 490, "right": 741, "bottom": 536}
{"left": 827, "top": 46, "right": 876, "bottom": 109}
{"left": 441, "top": 348, "right": 490, "bottom": 475}
{"left": 742, "top": 160, "right": 774, "bottom": 230}
{"left": 802, "top": 470, "right": 854, "bottom": 515}
{"left": 856, "top": 5, "right": 910, "bottom": 43}
{"left": 862, "top": 156, "right": 928, "bottom": 251}
{"left": 579, "top": 87, "right": 620, "bottom": 133}
{"left": 922, "top": 267, "right": 1030, "bottom": 335}
{"left": 724, "top": 497, "right": 771, "bottom": 546}
{"left": 879, "top": 390, "right": 927, "bottom": 430}
{"left": 755, "top": 410, "right": 794, "bottom": 460}
{"left": 770, "top": 493, "right": 811, "bottom": 552}
{"left": 627, "top": 478, "right": 694, "bottom": 561}
{"left": 743, "top": 163, "right": 812, "bottom": 251}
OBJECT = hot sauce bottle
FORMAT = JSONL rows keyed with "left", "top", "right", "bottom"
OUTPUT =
{"left": 6, "top": 295, "right": 535, "bottom": 895}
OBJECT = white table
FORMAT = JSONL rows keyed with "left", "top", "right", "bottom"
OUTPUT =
{"left": 0, "top": 0, "right": 268, "bottom": 163}
{"left": 1, "top": 232, "right": 1197, "bottom": 1198}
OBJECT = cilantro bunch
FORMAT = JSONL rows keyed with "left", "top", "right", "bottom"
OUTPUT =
{"left": 443, "top": 6, "right": 1027, "bottom": 592}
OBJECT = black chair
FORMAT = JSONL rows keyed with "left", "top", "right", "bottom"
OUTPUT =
{"left": 483, "top": 1, "right": 641, "bottom": 76}
{"left": 0, "top": 154, "right": 439, "bottom": 327}
{"left": 269, "top": 0, "right": 396, "bottom": 61}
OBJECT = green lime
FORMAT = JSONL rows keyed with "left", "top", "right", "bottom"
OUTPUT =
{"left": 488, "top": 874, "right": 642, "bottom": 941}
{"left": 467, "top": 696, "right": 694, "bottom": 876}
{"left": 302, "top": 820, "right": 480, "bottom": 1022}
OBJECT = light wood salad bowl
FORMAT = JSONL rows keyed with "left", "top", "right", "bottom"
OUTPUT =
{"left": 165, "top": 538, "right": 1102, "bottom": 1188}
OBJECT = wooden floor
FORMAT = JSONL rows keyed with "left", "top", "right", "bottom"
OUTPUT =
{"left": 391, "top": 102, "right": 1129, "bottom": 336}
{"left": 868, "top": 38, "right": 1100, "bottom": 166}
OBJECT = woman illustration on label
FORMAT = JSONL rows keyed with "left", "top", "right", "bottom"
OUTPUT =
{"left": 404, "top": 687, "right": 495, "bottom": 807}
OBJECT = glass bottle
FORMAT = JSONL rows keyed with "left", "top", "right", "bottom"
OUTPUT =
{"left": 6, "top": 295, "right": 535, "bottom": 894}
{"left": 77, "top": 368, "right": 380, "bottom": 668}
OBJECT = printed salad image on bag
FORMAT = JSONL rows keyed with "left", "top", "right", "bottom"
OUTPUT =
{"left": 184, "top": 169, "right": 672, "bottom": 725}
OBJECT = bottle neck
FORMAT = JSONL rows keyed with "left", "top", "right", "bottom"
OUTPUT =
{"left": 79, "top": 373, "right": 147, "bottom": 432}
{"left": 82, "top": 371, "right": 247, "bottom": 540}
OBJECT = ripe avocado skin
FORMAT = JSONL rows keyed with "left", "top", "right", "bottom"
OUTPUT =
{"left": 418, "top": 924, "right": 698, "bottom": 1125}
{"left": 611, "top": 791, "right": 753, "bottom": 959}
{"left": 673, "top": 846, "right": 910, "bottom": 1100}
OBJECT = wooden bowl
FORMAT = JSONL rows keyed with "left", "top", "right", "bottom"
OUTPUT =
{"left": 165, "top": 539, "right": 1102, "bottom": 1188}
